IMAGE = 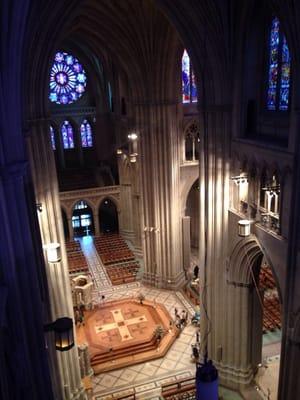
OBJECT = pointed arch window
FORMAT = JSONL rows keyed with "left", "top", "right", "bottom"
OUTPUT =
{"left": 182, "top": 49, "right": 197, "bottom": 104}
{"left": 184, "top": 122, "right": 200, "bottom": 161}
{"left": 50, "top": 125, "right": 56, "bottom": 150}
{"left": 80, "top": 119, "right": 93, "bottom": 147}
{"left": 267, "top": 17, "right": 291, "bottom": 111}
{"left": 61, "top": 120, "right": 75, "bottom": 149}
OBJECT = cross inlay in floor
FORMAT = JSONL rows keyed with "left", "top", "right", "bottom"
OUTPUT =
{"left": 95, "top": 308, "right": 148, "bottom": 341}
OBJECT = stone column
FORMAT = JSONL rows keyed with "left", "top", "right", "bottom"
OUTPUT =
{"left": 197, "top": 106, "right": 231, "bottom": 374}
{"left": 0, "top": 3, "right": 57, "bottom": 394}
{"left": 278, "top": 109, "right": 300, "bottom": 400}
{"left": 27, "top": 119, "right": 85, "bottom": 400}
{"left": 119, "top": 183, "right": 135, "bottom": 241}
{"left": 94, "top": 212, "right": 100, "bottom": 236}
{"left": 68, "top": 218, "right": 74, "bottom": 240}
{"left": 136, "top": 101, "right": 184, "bottom": 289}
{"left": 0, "top": 160, "right": 55, "bottom": 399}
{"left": 78, "top": 344, "right": 93, "bottom": 378}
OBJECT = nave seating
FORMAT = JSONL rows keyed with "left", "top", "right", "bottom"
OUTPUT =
{"left": 263, "top": 295, "right": 281, "bottom": 333}
{"left": 105, "top": 262, "right": 139, "bottom": 285}
{"left": 94, "top": 234, "right": 135, "bottom": 265}
{"left": 259, "top": 265, "right": 276, "bottom": 291}
{"left": 66, "top": 241, "right": 89, "bottom": 274}
{"left": 161, "top": 377, "right": 196, "bottom": 400}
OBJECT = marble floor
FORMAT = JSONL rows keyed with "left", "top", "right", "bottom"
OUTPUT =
{"left": 78, "top": 237, "right": 244, "bottom": 400}
{"left": 255, "top": 355, "right": 280, "bottom": 400}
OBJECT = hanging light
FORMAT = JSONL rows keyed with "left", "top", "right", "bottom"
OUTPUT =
{"left": 238, "top": 220, "right": 251, "bottom": 237}
{"left": 43, "top": 243, "right": 61, "bottom": 263}
{"left": 128, "top": 133, "right": 138, "bottom": 140}
{"left": 45, "top": 317, "right": 74, "bottom": 352}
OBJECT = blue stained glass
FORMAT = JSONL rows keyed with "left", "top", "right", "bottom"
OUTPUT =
{"left": 191, "top": 69, "right": 198, "bottom": 103}
{"left": 182, "top": 49, "right": 197, "bottom": 104}
{"left": 49, "top": 51, "right": 87, "bottom": 105}
{"left": 182, "top": 49, "right": 190, "bottom": 103}
{"left": 80, "top": 119, "right": 93, "bottom": 148}
{"left": 281, "top": 37, "right": 290, "bottom": 63}
{"left": 61, "top": 121, "right": 74, "bottom": 149}
{"left": 108, "top": 82, "right": 113, "bottom": 111}
{"left": 267, "top": 88, "right": 276, "bottom": 110}
{"left": 270, "top": 18, "right": 280, "bottom": 47}
{"left": 50, "top": 126, "right": 56, "bottom": 150}
{"left": 267, "top": 18, "right": 280, "bottom": 110}
{"left": 279, "top": 36, "right": 291, "bottom": 110}
{"left": 267, "top": 18, "right": 291, "bottom": 111}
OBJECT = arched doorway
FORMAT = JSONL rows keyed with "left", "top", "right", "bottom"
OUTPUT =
{"left": 61, "top": 208, "right": 69, "bottom": 240}
{"left": 99, "top": 198, "right": 119, "bottom": 233}
{"left": 185, "top": 179, "right": 199, "bottom": 256}
{"left": 228, "top": 236, "right": 282, "bottom": 396}
{"left": 72, "top": 200, "right": 95, "bottom": 237}
{"left": 183, "top": 179, "right": 200, "bottom": 304}
{"left": 255, "top": 256, "right": 281, "bottom": 398}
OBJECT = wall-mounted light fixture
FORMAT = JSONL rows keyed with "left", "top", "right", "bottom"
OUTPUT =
{"left": 116, "top": 149, "right": 123, "bottom": 155}
{"left": 144, "top": 227, "right": 160, "bottom": 234}
{"left": 129, "top": 153, "right": 138, "bottom": 163}
{"left": 36, "top": 203, "right": 43, "bottom": 212}
{"left": 238, "top": 219, "right": 251, "bottom": 237}
{"left": 262, "top": 184, "right": 280, "bottom": 197}
{"left": 43, "top": 243, "right": 61, "bottom": 263}
{"left": 231, "top": 173, "right": 248, "bottom": 185}
{"left": 44, "top": 317, "right": 74, "bottom": 352}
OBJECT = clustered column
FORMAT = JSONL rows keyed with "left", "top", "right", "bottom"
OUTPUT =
{"left": 135, "top": 101, "right": 184, "bottom": 289}
{"left": 27, "top": 119, "right": 86, "bottom": 400}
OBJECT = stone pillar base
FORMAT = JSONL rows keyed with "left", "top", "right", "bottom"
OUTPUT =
{"left": 133, "top": 245, "right": 143, "bottom": 258}
{"left": 120, "top": 229, "right": 135, "bottom": 242}
{"left": 143, "top": 270, "right": 186, "bottom": 290}
{"left": 215, "top": 361, "right": 254, "bottom": 390}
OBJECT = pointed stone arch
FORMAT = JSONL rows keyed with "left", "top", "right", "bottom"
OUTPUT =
{"left": 227, "top": 235, "right": 263, "bottom": 287}
{"left": 223, "top": 235, "right": 282, "bottom": 387}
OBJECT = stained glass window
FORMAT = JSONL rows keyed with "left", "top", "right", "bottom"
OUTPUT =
{"left": 182, "top": 49, "right": 198, "bottom": 104}
{"left": 80, "top": 119, "right": 93, "bottom": 147}
{"left": 267, "top": 18, "right": 291, "bottom": 111}
{"left": 50, "top": 125, "right": 56, "bottom": 150}
{"left": 49, "top": 51, "right": 87, "bottom": 105}
{"left": 61, "top": 121, "right": 75, "bottom": 149}
{"left": 108, "top": 82, "right": 113, "bottom": 111}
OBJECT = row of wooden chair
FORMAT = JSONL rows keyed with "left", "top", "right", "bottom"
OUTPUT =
{"left": 66, "top": 241, "right": 89, "bottom": 274}
{"left": 105, "top": 262, "right": 139, "bottom": 285}
{"left": 259, "top": 265, "right": 276, "bottom": 291}
{"left": 93, "top": 234, "right": 135, "bottom": 265}
{"left": 161, "top": 377, "right": 196, "bottom": 400}
{"left": 66, "top": 241, "right": 81, "bottom": 252}
{"left": 263, "top": 296, "right": 281, "bottom": 332}
{"left": 162, "top": 391, "right": 196, "bottom": 400}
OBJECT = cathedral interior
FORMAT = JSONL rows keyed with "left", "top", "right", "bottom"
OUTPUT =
{"left": 1, "top": 0, "right": 300, "bottom": 399}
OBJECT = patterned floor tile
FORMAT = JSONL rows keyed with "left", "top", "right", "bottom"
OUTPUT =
{"left": 140, "top": 364, "right": 158, "bottom": 376}
{"left": 99, "top": 375, "right": 118, "bottom": 388}
{"left": 119, "top": 369, "right": 138, "bottom": 382}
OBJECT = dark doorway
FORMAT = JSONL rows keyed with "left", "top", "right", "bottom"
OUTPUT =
{"left": 186, "top": 179, "right": 199, "bottom": 250}
{"left": 99, "top": 198, "right": 119, "bottom": 233}
{"left": 72, "top": 200, "right": 94, "bottom": 237}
